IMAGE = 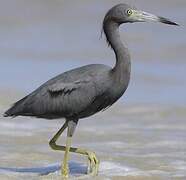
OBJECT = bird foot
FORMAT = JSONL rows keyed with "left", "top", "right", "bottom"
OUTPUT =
{"left": 87, "top": 151, "right": 99, "bottom": 176}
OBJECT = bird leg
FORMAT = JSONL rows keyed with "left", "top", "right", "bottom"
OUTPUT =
{"left": 61, "top": 120, "right": 78, "bottom": 178}
{"left": 61, "top": 135, "right": 72, "bottom": 178}
{"left": 49, "top": 121, "right": 73, "bottom": 178}
{"left": 49, "top": 121, "right": 68, "bottom": 151}
{"left": 49, "top": 120, "right": 99, "bottom": 177}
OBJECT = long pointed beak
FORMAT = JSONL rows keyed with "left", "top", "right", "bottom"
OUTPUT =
{"left": 133, "top": 10, "right": 179, "bottom": 26}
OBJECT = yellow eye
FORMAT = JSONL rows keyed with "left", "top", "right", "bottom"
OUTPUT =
{"left": 127, "top": 9, "right": 133, "bottom": 16}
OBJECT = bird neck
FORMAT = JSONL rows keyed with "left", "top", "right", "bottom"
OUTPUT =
{"left": 103, "top": 21, "right": 131, "bottom": 80}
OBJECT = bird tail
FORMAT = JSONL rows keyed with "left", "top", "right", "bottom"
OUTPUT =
{"left": 3, "top": 96, "right": 28, "bottom": 117}
{"left": 3, "top": 108, "right": 16, "bottom": 117}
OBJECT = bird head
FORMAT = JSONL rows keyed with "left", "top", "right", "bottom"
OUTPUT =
{"left": 104, "top": 4, "right": 178, "bottom": 26}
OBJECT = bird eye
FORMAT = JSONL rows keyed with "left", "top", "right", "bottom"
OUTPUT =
{"left": 126, "top": 9, "right": 133, "bottom": 16}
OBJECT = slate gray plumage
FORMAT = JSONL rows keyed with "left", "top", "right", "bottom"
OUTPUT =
{"left": 4, "top": 4, "right": 133, "bottom": 120}
{"left": 3, "top": 3, "right": 178, "bottom": 177}
{"left": 4, "top": 63, "right": 129, "bottom": 119}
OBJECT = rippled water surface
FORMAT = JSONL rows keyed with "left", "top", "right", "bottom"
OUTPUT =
{"left": 0, "top": 0, "right": 186, "bottom": 179}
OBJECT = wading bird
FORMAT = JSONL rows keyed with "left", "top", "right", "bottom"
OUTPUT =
{"left": 4, "top": 3, "right": 178, "bottom": 178}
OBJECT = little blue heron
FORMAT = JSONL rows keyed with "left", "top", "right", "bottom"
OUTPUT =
{"left": 4, "top": 3, "right": 178, "bottom": 178}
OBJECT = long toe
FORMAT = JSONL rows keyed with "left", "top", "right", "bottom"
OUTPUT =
{"left": 87, "top": 151, "right": 99, "bottom": 176}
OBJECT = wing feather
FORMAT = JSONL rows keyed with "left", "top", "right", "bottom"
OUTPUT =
{"left": 40, "top": 78, "right": 98, "bottom": 118}
{"left": 4, "top": 64, "right": 111, "bottom": 119}
{"left": 48, "top": 80, "right": 90, "bottom": 96}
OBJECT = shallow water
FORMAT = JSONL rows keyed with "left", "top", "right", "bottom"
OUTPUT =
{"left": 0, "top": 105, "right": 186, "bottom": 179}
{"left": 0, "top": 0, "right": 186, "bottom": 179}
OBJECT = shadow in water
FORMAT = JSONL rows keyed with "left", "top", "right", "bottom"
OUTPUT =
{"left": 0, "top": 161, "right": 87, "bottom": 176}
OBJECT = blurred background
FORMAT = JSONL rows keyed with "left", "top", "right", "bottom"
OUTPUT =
{"left": 0, "top": 0, "right": 186, "bottom": 179}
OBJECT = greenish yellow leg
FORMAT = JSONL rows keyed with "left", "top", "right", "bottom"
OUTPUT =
{"left": 49, "top": 121, "right": 99, "bottom": 177}
{"left": 68, "top": 147, "right": 99, "bottom": 176}
{"left": 61, "top": 137, "right": 72, "bottom": 178}
{"left": 49, "top": 121, "right": 68, "bottom": 151}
